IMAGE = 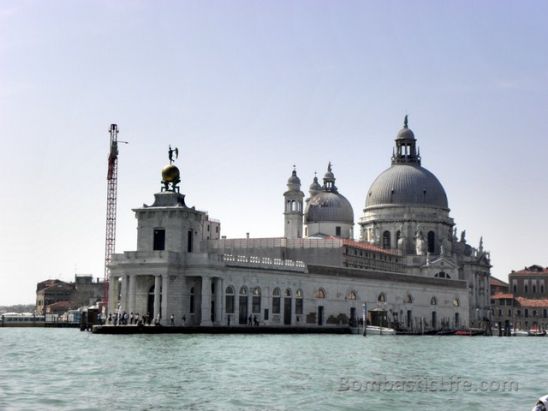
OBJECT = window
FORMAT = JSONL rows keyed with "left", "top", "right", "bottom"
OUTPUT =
{"left": 533, "top": 286, "right": 537, "bottom": 293}
{"left": 525, "top": 285, "right": 528, "bottom": 294}
{"left": 296, "top": 289, "right": 303, "bottom": 315}
{"left": 153, "top": 229, "right": 165, "bottom": 250}
{"left": 336, "top": 226, "right": 341, "bottom": 237}
{"left": 272, "top": 288, "right": 281, "bottom": 314}
{"left": 542, "top": 285, "right": 545, "bottom": 294}
{"left": 225, "top": 286, "right": 235, "bottom": 314}
{"left": 382, "top": 231, "right": 391, "bottom": 249}
{"left": 252, "top": 287, "right": 261, "bottom": 313}
{"left": 285, "top": 288, "right": 292, "bottom": 297}
{"left": 544, "top": 309, "right": 547, "bottom": 318}
{"left": 187, "top": 230, "right": 193, "bottom": 252}
{"left": 427, "top": 231, "right": 435, "bottom": 253}
{"left": 513, "top": 284, "right": 517, "bottom": 293}
{"left": 525, "top": 309, "right": 529, "bottom": 318}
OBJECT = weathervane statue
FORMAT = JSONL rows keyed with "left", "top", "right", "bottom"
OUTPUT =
{"left": 168, "top": 145, "right": 179, "bottom": 164}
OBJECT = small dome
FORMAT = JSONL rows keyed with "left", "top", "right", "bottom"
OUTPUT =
{"left": 397, "top": 127, "right": 415, "bottom": 141}
{"left": 287, "top": 170, "right": 301, "bottom": 186}
{"left": 305, "top": 191, "right": 354, "bottom": 224}
{"left": 309, "top": 175, "right": 322, "bottom": 195}
{"left": 365, "top": 164, "right": 448, "bottom": 209}
{"left": 162, "top": 164, "right": 180, "bottom": 183}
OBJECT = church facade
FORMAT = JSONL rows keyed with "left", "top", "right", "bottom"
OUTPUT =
{"left": 108, "top": 119, "right": 490, "bottom": 330}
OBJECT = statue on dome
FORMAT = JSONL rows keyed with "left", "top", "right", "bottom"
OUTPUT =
{"left": 168, "top": 145, "right": 179, "bottom": 164}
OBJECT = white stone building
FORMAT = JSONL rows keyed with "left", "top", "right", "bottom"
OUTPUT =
{"left": 109, "top": 118, "right": 490, "bottom": 330}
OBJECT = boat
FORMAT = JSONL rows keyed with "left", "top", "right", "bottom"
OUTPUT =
{"left": 365, "top": 325, "right": 396, "bottom": 335}
{"left": 528, "top": 329, "right": 546, "bottom": 337}
{"left": 454, "top": 328, "right": 485, "bottom": 336}
{"left": 511, "top": 329, "right": 529, "bottom": 337}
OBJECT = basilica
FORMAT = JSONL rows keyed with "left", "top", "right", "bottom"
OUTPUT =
{"left": 108, "top": 118, "right": 491, "bottom": 331}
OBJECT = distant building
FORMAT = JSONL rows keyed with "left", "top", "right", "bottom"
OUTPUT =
{"left": 490, "top": 277, "right": 509, "bottom": 295}
{"left": 35, "top": 275, "right": 103, "bottom": 315}
{"left": 491, "top": 265, "right": 548, "bottom": 331}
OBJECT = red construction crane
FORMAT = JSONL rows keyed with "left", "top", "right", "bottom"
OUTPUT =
{"left": 103, "top": 124, "right": 126, "bottom": 311}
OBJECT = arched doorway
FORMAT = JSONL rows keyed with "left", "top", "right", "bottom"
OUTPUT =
{"left": 239, "top": 286, "right": 248, "bottom": 325}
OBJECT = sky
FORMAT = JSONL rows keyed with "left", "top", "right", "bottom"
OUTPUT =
{"left": 1, "top": 0, "right": 547, "bottom": 305}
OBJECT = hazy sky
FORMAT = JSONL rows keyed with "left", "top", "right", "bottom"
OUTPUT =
{"left": 1, "top": 1, "right": 547, "bottom": 305}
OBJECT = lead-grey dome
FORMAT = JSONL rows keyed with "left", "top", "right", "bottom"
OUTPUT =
{"left": 305, "top": 191, "right": 354, "bottom": 223}
{"left": 365, "top": 164, "right": 448, "bottom": 209}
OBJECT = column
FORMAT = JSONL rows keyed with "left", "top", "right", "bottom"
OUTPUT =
{"left": 108, "top": 276, "right": 117, "bottom": 314}
{"left": 161, "top": 274, "right": 169, "bottom": 324}
{"left": 128, "top": 275, "right": 136, "bottom": 314}
{"left": 120, "top": 275, "right": 128, "bottom": 312}
{"left": 153, "top": 275, "right": 161, "bottom": 321}
{"left": 201, "top": 276, "right": 212, "bottom": 326}
{"left": 214, "top": 278, "right": 223, "bottom": 325}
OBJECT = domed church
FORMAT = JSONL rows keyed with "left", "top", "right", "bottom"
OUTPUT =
{"left": 108, "top": 117, "right": 491, "bottom": 331}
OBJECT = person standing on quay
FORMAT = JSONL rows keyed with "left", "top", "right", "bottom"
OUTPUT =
{"left": 170, "top": 314, "right": 174, "bottom": 326}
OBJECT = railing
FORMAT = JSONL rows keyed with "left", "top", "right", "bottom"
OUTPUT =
{"left": 220, "top": 254, "right": 306, "bottom": 272}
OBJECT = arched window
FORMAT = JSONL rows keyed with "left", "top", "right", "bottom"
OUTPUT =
{"left": 382, "top": 231, "right": 391, "bottom": 249}
{"left": 314, "top": 288, "right": 326, "bottom": 299}
{"left": 378, "top": 292, "right": 386, "bottom": 303}
{"left": 272, "top": 287, "right": 281, "bottom": 314}
{"left": 431, "top": 296, "right": 437, "bottom": 305}
{"left": 239, "top": 286, "right": 248, "bottom": 296}
{"left": 427, "top": 231, "right": 435, "bottom": 253}
{"left": 252, "top": 287, "right": 261, "bottom": 313}
{"left": 225, "top": 286, "right": 235, "bottom": 314}
{"left": 285, "top": 288, "right": 292, "bottom": 297}
{"left": 296, "top": 289, "right": 303, "bottom": 315}
{"left": 346, "top": 290, "right": 357, "bottom": 300}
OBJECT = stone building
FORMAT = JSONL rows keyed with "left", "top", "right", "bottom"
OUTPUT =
{"left": 108, "top": 118, "right": 490, "bottom": 330}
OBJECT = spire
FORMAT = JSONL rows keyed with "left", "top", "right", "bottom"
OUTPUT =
{"left": 404, "top": 114, "right": 408, "bottom": 128}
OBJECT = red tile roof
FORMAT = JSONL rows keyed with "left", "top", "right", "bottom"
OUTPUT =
{"left": 490, "top": 277, "right": 508, "bottom": 287}
{"left": 341, "top": 238, "right": 399, "bottom": 255}
{"left": 491, "top": 293, "right": 514, "bottom": 300}
{"left": 515, "top": 297, "right": 548, "bottom": 308}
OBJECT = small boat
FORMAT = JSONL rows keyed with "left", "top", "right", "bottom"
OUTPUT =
{"left": 511, "top": 330, "right": 529, "bottom": 337}
{"left": 365, "top": 325, "right": 396, "bottom": 335}
{"left": 528, "top": 329, "right": 546, "bottom": 337}
{"left": 454, "top": 328, "right": 485, "bottom": 336}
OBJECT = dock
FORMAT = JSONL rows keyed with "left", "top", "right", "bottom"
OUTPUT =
{"left": 91, "top": 325, "right": 353, "bottom": 335}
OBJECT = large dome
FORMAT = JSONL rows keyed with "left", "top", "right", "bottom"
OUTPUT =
{"left": 365, "top": 164, "right": 448, "bottom": 209}
{"left": 305, "top": 191, "right": 354, "bottom": 224}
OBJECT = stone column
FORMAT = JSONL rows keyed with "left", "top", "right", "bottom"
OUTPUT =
{"left": 108, "top": 276, "right": 117, "bottom": 314}
{"left": 214, "top": 278, "right": 223, "bottom": 325}
{"left": 120, "top": 275, "right": 128, "bottom": 312}
{"left": 128, "top": 275, "right": 136, "bottom": 314}
{"left": 201, "top": 276, "right": 212, "bottom": 326}
{"left": 153, "top": 275, "right": 161, "bottom": 321}
{"left": 161, "top": 274, "right": 169, "bottom": 324}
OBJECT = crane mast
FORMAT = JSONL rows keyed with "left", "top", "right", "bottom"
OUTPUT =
{"left": 103, "top": 124, "right": 120, "bottom": 310}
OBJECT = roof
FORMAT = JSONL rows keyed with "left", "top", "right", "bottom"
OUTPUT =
{"left": 510, "top": 266, "right": 548, "bottom": 277}
{"left": 365, "top": 164, "right": 448, "bottom": 209}
{"left": 47, "top": 301, "right": 75, "bottom": 311}
{"left": 490, "top": 277, "right": 508, "bottom": 287}
{"left": 491, "top": 293, "right": 514, "bottom": 300}
{"left": 341, "top": 238, "right": 399, "bottom": 256}
{"left": 515, "top": 297, "right": 548, "bottom": 308}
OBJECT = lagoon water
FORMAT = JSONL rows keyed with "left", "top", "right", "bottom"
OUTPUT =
{"left": 0, "top": 328, "right": 545, "bottom": 410}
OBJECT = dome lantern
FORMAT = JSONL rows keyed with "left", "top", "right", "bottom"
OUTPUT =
{"left": 392, "top": 115, "right": 421, "bottom": 166}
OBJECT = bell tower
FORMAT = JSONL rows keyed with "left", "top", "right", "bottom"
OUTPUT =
{"left": 392, "top": 115, "right": 421, "bottom": 165}
{"left": 284, "top": 166, "right": 304, "bottom": 239}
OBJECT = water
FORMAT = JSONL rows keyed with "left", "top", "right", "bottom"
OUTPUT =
{"left": 0, "top": 329, "right": 545, "bottom": 410}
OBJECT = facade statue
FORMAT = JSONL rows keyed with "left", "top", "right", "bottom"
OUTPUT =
{"left": 460, "top": 230, "right": 466, "bottom": 243}
{"left": 415, "top": 227, "right": 426, "bottom": 256}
